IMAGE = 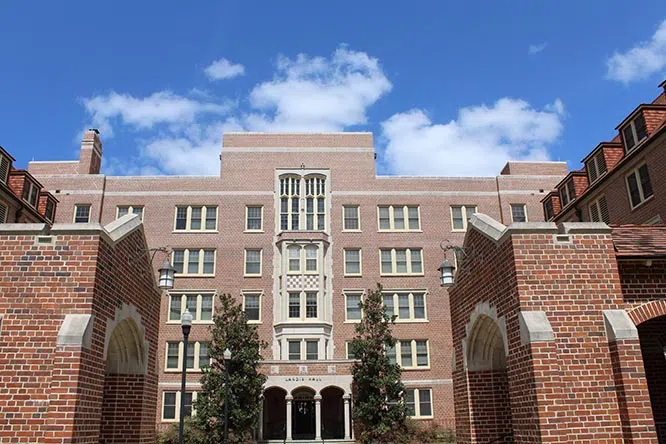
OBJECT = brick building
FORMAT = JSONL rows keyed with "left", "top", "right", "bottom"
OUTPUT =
{"left": 25, "top": 129, "right": 566, "bottom": 440}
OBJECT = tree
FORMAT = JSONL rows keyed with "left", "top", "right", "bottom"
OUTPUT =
{"left": 192, "top": 293, "right": 267, "bottom": 444}
{"left": 350, "top": 284, "right": 409, "bottom": 443}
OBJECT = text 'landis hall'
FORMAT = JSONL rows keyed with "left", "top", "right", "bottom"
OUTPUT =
{"left": 26, "top": 131, "right": 566, "bottom": 440}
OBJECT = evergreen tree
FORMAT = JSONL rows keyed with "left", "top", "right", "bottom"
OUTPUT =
{"left": 350, "top": 284, "right": 409, "bottom": 443}
{"left": 192, "top": 293, "right": 267, "bottom": 444}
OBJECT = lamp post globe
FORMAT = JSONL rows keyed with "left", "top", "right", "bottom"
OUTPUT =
{"left": 438, "top": 259, "right": 455, "bottom": 287}
{"left": 158, "top": 258, "right": 176, "bottom": 290}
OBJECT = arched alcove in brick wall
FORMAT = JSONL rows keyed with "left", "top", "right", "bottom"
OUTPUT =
{"left": 636, "top": 315, "right": 666, "bottom": 442}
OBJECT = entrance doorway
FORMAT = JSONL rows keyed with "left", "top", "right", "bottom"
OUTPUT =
{"left": 292, "top": 388, "right": 316, "bottom": 440}
{"left": 321, "top": 387, "right": 345, "bottom": 439}
{"left": 638, "top": 315, "right": 666, "bottom": 443}
{"left": 263, "top": 387, "right": 287, "bottom": 440}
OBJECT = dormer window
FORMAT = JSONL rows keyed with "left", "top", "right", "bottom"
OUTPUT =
{"left": 543, "top": 200, "right": 554, "bottom": 221}
{"left": 0, "top": 154, "right": 10, "bottom": 184}
{"left": 586, "top": 150, "right": 607, "bottom": 184}
{"left": 622, "top": 113, "right": 648, "bottom": 152}
{"left": 21, "top": 180, "right": 39, "bottom": 208}
{"left": 559, "top": 180, "right": 575, "bottom": 208}
{"left": 44, "top": 199, "right": 56, "bottom": 222}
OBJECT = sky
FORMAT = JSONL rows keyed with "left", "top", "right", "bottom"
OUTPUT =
{"left": 1, "top": 1, "right": 665, "bottom": 177}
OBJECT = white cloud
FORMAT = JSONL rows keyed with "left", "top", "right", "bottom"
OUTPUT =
{"left": 83, "top": 91, "right": 229, "bottom": 137}
{"left": 381, "top": 98, "right": 565, "bottom": 177}
{"left": 528, "top": 42, "right": 548, "bottom": 55}
{"left": 606, "top": 19, "right": 666, "bottom": 83}
{"left": 204, "top": 58, "right": 246, "bottom": 80}
{"left": 244, "top": 47, "right": 392, "bottom": 131}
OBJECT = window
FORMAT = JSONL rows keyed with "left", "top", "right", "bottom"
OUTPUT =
{"left": 510, "top": 204, "right": 527, "bottom": 223}
{"left": 344, "top": 249, "right": 362, "bottom": 275}
{"left": 343, "top": 206, "right": 360, "bottom": 230}
{"left": 174, "top": 206, "right": 217, "bottom": 231}
{"left": 589, "top": 196, "right": 610, "bottom": 223}
{"left": 74, "top": 204, "right": 91, "bottom": 223}
{"left": 44, "top": 199, "right": 55, "bottom": 222}
{"left": 165, "top": 341, "right": 211, "bottom": 371}
{"left": 116, "top": 205, "right": 144, "bottom": 221}
{"left": 622, "top": 113, "right": 648, "bottom": 152}
{"left": 306, "top": 340, "right": 318, "bottom": 360}
{"left": 382, "top": 291, "right": 427, "bottom": 321}
{"left": 450, "top": 205, "right": 476, "bottom": 231}
{"left": 626, "top": 164, "right": 653, "bottom": 208}
{"left": 280, "top": 175, "right": 327, "bottom": 231}
{"left": 305, "top": 292, "right": 318, "bottom": 318}
{"left": 346, "top": 342, "right": 356, "bottom": 359}
{"left": 0, "top": 153, "right": 10, "bottom": 184}
{"left": 246, "top": 206, "right": 263, "bottom": 231}
{"left": 287, "top": 339, "right": 320, "bottom": 361}
{"left": 0, "top": 203, "right": 6, "bottom": 223}
{"left": 243, "top": 292, "right": 261, "bottom": 322}
{"left": 377, "top": 205, "right": 420, "bottom": 231}
{"left": 586, "top": 151, "right": 607, "bottom": 184}
{"left": 543, "top": 200, "right": 554, "bottom": 221}
{"left": 559, "top": 181, "right": 576, "bottom": 208}
{"left": 172, "top": 249, "right": 215, "bottom": 276}
{"left": 287, "top": 291, "right": 319, "bottom": 321}
{"left": 21, "top": 180, "right": 39, "bottom": 208}
{"left": 380, "top": 248, "right": 423, "bottom": 276}
{"left": 345, "top": 292, "right": 362, "bottom": 321}
{"left": 405, "top": 388, "right": 433, "bottom": 418}
{"left": 288, "top": 340, "right": 301, "bottom": 360}
{"left": 286, "top": 244, "right": 319, "bottom": 274}
{"left": 168, "top": 293, "right": 214, "bottom": 323}
{"left": 162, "top": 391, "right": 197, "bottom": 422}
{"left": 289, "top": 293, "right": 301, "bottom": 318}
{"left": 244, "top": 249, "right": 262, "bottom": 276}
{"left": 392, "top": 340, "right": 429, "bottom": 369}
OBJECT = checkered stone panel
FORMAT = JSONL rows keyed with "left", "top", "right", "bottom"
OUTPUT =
{"left": 303, "top": 275, "right": 318, "bottom": 288}
{"left": 287, "top": 275, "right": 302, "bottom": 289}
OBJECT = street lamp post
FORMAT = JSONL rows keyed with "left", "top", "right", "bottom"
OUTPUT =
{"left": 223, "top": 348, "right": 232, "bottom": 444}
{"left": 178, "top": 309, "right": 193, "bottom": 444}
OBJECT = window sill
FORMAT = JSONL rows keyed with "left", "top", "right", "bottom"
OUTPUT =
{"left": 380, "top": 274, "right": 425, "bottom": 278}
{"left": 343, "top": 320, "right": 361, "bottom": 324}
{"left": 172, "top": 230, "right": 219, "bottom": 234}
{"left": 244, "top": 230, "right": 265, "bottom": 233}
{"left": 402, "top": 366, "right": 431, "bottom": 371}
{"left": 165, "top": 320, "right": 214, "bottom": 325}
{"left": 450, "top": 228, "right": 467, "bottom": 233}
{"left": 630, "top": 194, "right": 654, "bottom": 212}
{"left": 244, "top": 274, "right": 263, "bottom": 278}
{"left": 342, "top": 229, "right": 362, "bottom": 233}
{"left": 394, "top": 319, "right": 429, "bottom": 324}
{"left": 174, "top": 274, "right": 216, "bottom": 278}
{"left": 377, "top": 230, "right": 423, "bottom": 233}
{"left": 164, "top": 369, "right": 204, "bottom": 373}
{"left": 344, "top": 273, "right": 362, "bottom": 277}
{"left": 408, "top": 416, "right": 434, "bottom": 420}
{"left": 247, "top": 320, "right": 262, "bottom": 324}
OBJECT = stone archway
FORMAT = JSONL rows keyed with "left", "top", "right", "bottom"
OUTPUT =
{"left": 263, "top": 387, "right": 287, "bottom": 440}
{"left": 292, "top": 387, "right": 316, "bottom": 440}
{"left": 321, "top": 386, "right": 345, "bottom": 439}
{"left": 636, "top": 314, "right": 666, "bottom": 442}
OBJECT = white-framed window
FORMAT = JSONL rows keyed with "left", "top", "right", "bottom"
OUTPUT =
{"left": 345, "top": 292, "right": 363, "bottom": 321}
{"left": 287, "top": 339, "right": 319, "bottom": 361}
{"left": 586, "top": 150, "right": 607, "bottom": 184}
{"left": 343, "top": 205, "right": 360, "bottom": 231}
{"left": 559, "top": 180, "right": 576, "bottom": 208}
{"left": 450, "top": 205, "right": 476, "bottom": 231}
{"left": 116, "top": 205, "right": 144, "bottom": 221}
{"left": 243, "top": 292, "right": 261, "bottom": 322}
{"left": 168, "top": 292, "right": 214, "bottom": 323}
{"left": 172, "top": 249, "right": 216, "bottom": 276}
{"left": 286, "top": 244, "right": 319, "bottom": 274}
{"left": 346, "top": 342, "right": 356, "bottom": 360}
{"left": 543, "top": 200, "right": 554, "bottom": 221}
{"left": 174, "top": 206, "right": 217, "bottom": 231}
{"left": 279, "top": 174, "right": 327, "bottom": 231}
{"left": 21, "top": 179, "right": 40, "bottom": 208}
{"left": 344, "top": 249, "right": 362, "bottom": 276}
{"left": 244, "top": 249, "right": 262, "bottom": 276}
{"left": 164, "top": 341, "right": 211, "bottom": 371}
{"left": 0, "top": 203, "right": 8, "bottom": 223}
{"left": 0, "top": 153, "right": 10, "bottom": 184}
{"left": 377, "top": 205, "right": 420, "bottom": 231}
{"left": 246, "top": 206, "right": 263, "bottom": 231}
{"left": 589, "top": 196, "right": 610, "bottom": 224}
{"left": 622, "top": 113, "right": 648, "bottom": 152}
{"left": 626, "top": 164, "right": 653, "bottom": 209}
{"left": 388, "top": 340, "right": 429, "bottom": 369}
{"left": 44, "top": 199, "right": 56, "bottom": 222}
{"left": 162, "top": 391, "right": 198, "bottom": 422}
{"left": 74, "top": 204, "right": 91, "bottom": 223}
{"left": 382, "top": 290, "right": 427, "bottom": 322}
{"left": 287, "top": 291, "right": 319, "bottom": 320}
{"left": 380, "top": 248, "right": 423, "bottom": 276}
{"left": 510, "top": 204, "right": 527, "bottom": 223}
{"left": 405, "top": 388, "right": 433, "bottom": 419}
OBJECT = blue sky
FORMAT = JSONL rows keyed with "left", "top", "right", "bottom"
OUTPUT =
{"left": 1, "top": 1, "right": 665, "bottom": 176}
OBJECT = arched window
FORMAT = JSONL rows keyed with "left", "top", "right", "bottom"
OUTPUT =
{"left": 280, "top": 176, "right": 301, "bottom": 231}
{"left": 279, "top": 174, "right": 326, "bottom": 231}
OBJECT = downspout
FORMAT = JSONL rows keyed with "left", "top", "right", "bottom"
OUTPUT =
{"left": 495, "top": 176, "right": 504, "bottom": 224}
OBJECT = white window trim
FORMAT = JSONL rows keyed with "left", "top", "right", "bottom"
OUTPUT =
{"left": 173, "top": 205, "right": 218, "bottom": 232}
{"left": 510, "top": 203, "right": 528, "bottom": 223}
{"left": 586, "top": 151, "right": 607, "bottom": 184}
{"left": 244, "top": 248, "right": 263, "bottom": 277}
{"left": 279, "top": 174, "right": 327, "bottom": 232}
{"left": 625, "top": 164, "right": 653, "bottom": 210}
{"left": 622, "top": 115, "right": 648, "bottom": 152}
{"left": 116, "top": 205, "right": 144, "bottom": 221}
{"left": 345, "top": 342, "right": 355, "bottom": 360}
{"left": 342, "top": 205, "right": 361, "bottom": 231}
{"left": 166, "top": 292, "right": 215, "bottom": 324}
{"left": 172, "top": 248, "right": 216, "bottom": 277}
{"left": 450, "top": 205, "right": 476, "bottom": 232}
{"left": 344, "top": 291, "right": 364, "bottom": 323}
{"left": 405, "top": 388, "right": 434, "bottom": 419}
{"left": 161, "top": 391, "right": 198, "bottom": 422}
{"left": 377, "top": 205, "right": 421, "bottom": 232}
{"left": 559, "top": 181, "right": 576, "bottom": 209}
{"left": 73, "top": 204, "right": 91, "bottom": 223}
{"left": 343, "top": 248, "right": 362, "bottom": 276}
{"left": 164, "top": 341, "right": 211, "bottom": 372}
{"left": 382, "top": 290, "right": 428, "bottom": 322}
{"left": 393, "top": 339, "right": 430, "bottom": 370}
{"left": 245, "top": 205, "right": 264, "bottom": 232}
{"left": 286, "top": 338, "right": 321, "bottom": 361}
{"left": 22, "top": 179, "right": 39, "bottom": 208}
{"left": 286, "top": 244, "right": 319, "bottom": 275}
{"left": 379, "top": 248, "right": 424, "bottom": 276}
{"left": 242, "top": 290, "right": 262, "bottom": 324}
{"left": 286, "top": 290, "right": 320, "bottom": 321}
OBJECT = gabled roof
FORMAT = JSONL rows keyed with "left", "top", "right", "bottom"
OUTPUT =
{"left": 612, "top": 225, "right": 666, "bottom": 258}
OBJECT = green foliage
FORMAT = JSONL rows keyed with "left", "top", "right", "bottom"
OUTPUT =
{"left": 404, "top": 419, "right": 456, "bottom": 443}
{"left": 157, "top": 418, "right": 204, "bottom": 444}
{"left": 191, "top": 293, "right": 267, "bottom": 444}
{"left": 350, "top": 284, "right": 409, "bottom": 444}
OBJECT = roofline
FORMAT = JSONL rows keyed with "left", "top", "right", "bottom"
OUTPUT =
{"left": 0, "top": 146, "right": 16, "bottom": 162}
{"left": 223, "top": 131, "right": 373, "bottom": 135}
{"left": 614, "top": 103, "right": 666, "bottom": 130}
{"left": 580, "top": 142, "right": 623, "bottom": 163}
{"left": 659, "top": 79, "right": 666, "bottom": 89}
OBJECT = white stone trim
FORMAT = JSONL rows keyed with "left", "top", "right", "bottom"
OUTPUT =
{"left": 57, "top": 314, "right": 94, "bottom": 348}
{"left": 518, "top": 311, "right": 555, "bottom": 345}
{"left": 103, "top": 302, "right": 149, "bottom": 375}
{"left": 603, "top": 310, "right": 639, "bottom": 341}
{"left": 462, "top": 301, "right": 508, "bottom": 370}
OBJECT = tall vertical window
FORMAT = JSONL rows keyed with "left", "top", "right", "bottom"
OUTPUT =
{"left": 343, "top": 205, "right": 360, "bottom": 230}
{"left": 559, "top": 181, "right": 576, "bottom": 208}
{"left": 174, "top": 206, "right": 217, "bottom": 231}
{"left": 21, "top": 179, "right": 40, "bottom": 208}
{"left": 289, "top": 293, "right": 301, "bottom": 318}
{"left": 0, "top": 153, "right": 10, "bottom": 184}
{"left": 622, "top": 113, "right": 648, "bottom": 152}
{"left": 510, "top": 204, "right": 527, "bottom": 222}
{"left": 450, "top": 205, "right": 476, "bottom": 231}
{"left": 305, "top": 176, "right": 326, "bottom": 230}
{"left": 288, "top": 340, "right": 301, "bottom": 360}
{"left": 543, "top": 200, "right": 554, "bottom": 221}
{"left": 344, "top": 249, "right": 362, "bottom": 275}
{"left": 246, "top": 206, "right": 263, "bottom": 231}
{"left": 626, "top": 164, "right": 653, "bottom": 208}
{"left": 0, "top": 203, "right": 7, "bottom": 223}
{"left": 345, "top": 292, "right": 363, "bottom": 321}
{"left": 305, "top": 292, "right": 318, "bottom": 318}
{"left": 243, "top": 293, "right": 261, "bottom": 322}
{"left": 116, "top": 205, "right": 144, "bottom": 221}
{"left": 44, "top": 199, "right": 56, "bottom": 222}
{"left": 244, "top": 249, "right": 262, "bottom": 276}
{"left": 74, "top": 204, "right": 91, "bottom": 223}
{"left": 306, "top": 340, "right": 319, "bottom": 360}
{"left": 280, "top": 176, "right": 301, "bottom": 231}
{"left": 377, "top": 206, "right": 420, "bottom": 231}
{"left": 586, "top": 150, "right": 607, "bottom": 184}
{"left": 280, "top": 175, "right": 327, "bottom": 231}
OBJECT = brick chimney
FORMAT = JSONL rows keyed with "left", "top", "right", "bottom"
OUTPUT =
{"left": 79, "top": 129, "right": 103, "bottom": 174}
